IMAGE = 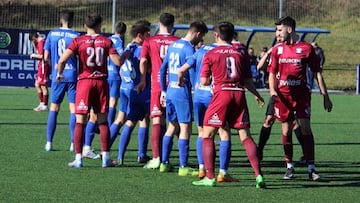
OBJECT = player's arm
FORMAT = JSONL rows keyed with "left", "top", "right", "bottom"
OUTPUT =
{"left": 315, "top": 71, "right": 332, "bottom": 112}
{"left": 244, "top": 77, "right": 265, "bottom": 107}
{"left": 257, "top": 48, "right": 272, "bottom": 70}
{"left": 159, "top": 56, "right": 169, "bottom": 92}
{"left": 137, "top": 57, "right": 148, "bottom": 93}
{"left": 57, "top": 48, "right": 74, "bottom": 83}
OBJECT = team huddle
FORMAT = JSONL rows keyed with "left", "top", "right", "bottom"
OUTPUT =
{"left": 32, "top": 10, "right": 332, "bottom": 188}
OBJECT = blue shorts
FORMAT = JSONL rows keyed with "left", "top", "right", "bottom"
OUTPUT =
{"left": 50, "top": 82, "right": 76, "bottom": 104}
{"left": 108, "top": 80, "right": 121, "bottom": 98}
{"left": 127, "top": 90, "right": 150, "bottom": 122}
{"left": 166, "top": 99, "right": 192, "bottom": 123}
{"left": 193, "top": 101, "right": 210, "bottom": 126}
{"left": 119, "top": 88, "right": 129, "bottom": 113}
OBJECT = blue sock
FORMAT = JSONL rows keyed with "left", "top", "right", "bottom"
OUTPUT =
{"left": 220, "top": 140, "right": 231, "bottom": 170}
{"left": 117, "top": 124, "right": 133, "bottom": 160}
{"left": 161, "top": 135, "right": 173, "bottom": 164}
{"left": 196, "top": 137, "right": 203, "bottom": 165}
{"left": 46, "top": 111, "right": 58, "bottom": 142}
{"left": 69, "top": 113, "right": 76, "bottom": 143}
{"left": 108, "top": 107, "right": 116, "bottom": 126}
{"left": 137, "top": 127, "right": 148, "bottom": 158}
{"left": 109, "top": 123, "right": 121, "bottom": 147}
{"left": 84, "top": 121, "right": 96, "bottom": 147}
{"left": 178, "top": 139, "right": 189, "bottom": 168}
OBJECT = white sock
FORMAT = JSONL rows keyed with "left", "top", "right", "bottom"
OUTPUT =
{"left": 83, "top": 145, "right": 91, "bottom": 152}
{"left": 102, "top": 152, "right": 110, "bottom": 161}
{"left": 219, "top": 169, "right": 227, "bottom": 175}
{"left": 199, "top": 164, "right": 204, "bottom": 170}
{"left": 287, "top": 163, "right": 294, "bottom": 169}
{"left": 75, "top": 153, "right": 82, "bottom": 162}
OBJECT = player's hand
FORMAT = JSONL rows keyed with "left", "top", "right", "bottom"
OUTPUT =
{"left": 30, "top": 54, "right": 36, "bottom": 59}
{"left": 160, "top": 91, "right": 166, "bottom": 107}
{"left": 256, "top": 96, "right": 265, "bottom": 108}
{"left": 137, "top": 81, "right": 145, "bottom": 94}
{"left": 178, "top": 70, "right": 184, "bottom": 87}
{"left": 323, "top": 95, "right": 333, "bottom": 112}
{"left": 56, "top": 73, "right": 64, "bottom": 83}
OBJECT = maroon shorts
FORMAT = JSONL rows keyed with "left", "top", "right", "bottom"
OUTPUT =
{"left": 203, "top": 90, "right": 250, "bottom": 129}
{"left": 150, "top": 90, "right": 164, "bottom": 118}
{"left": 274, "top": 93, "right": 311, "bottom": 122}
{"left": 75, "top": 79, "right": 109, "bottom": 114}
{"left": 36, "top": 63, "right": 49, "bottom": 85}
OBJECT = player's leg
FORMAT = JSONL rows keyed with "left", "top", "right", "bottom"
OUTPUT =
{"left": 192, "top": 125, "right": 217, "bottom": 187}
{"left": 67, "top": 82, "right": 77, "bottom": 152}
{"left": 108, "top": 80, "right": 120, "bottom": 125}
{"left": 83, "top": 109, "right": 100, "bottom": 159}
{"left": 40, "top": 85, "right": 49, "bottom": 110}
{"left": 193, "top": 101, "right": 205, "bottom": 178}
{"left": 144, "top": 91, "right": 166, "bottom": 169}
{"left": 44, "top": 82, "right": 65, "bottom": 151}
{"left": 68, "top": 113, "right": 87, "bottom": 168}
{"left": 117, "top": 119, "right": 137, "bottom": 165}
{"left": 281, "top": 120, "right": 295, "bottom": 179}
{"left": 109, "top": 90, "right": 127, "bottom": 148}
{"left": 217, "top": 126, "right": 238, "bottom": 182}
{"left": 297, "top": 118, "right": 319, "bottom": 181}
{"left": 137, "top": 116, "right": 150, "bottom": 164}
{"left": 257, "top": 95, "right": 277, "bottom": 161}
{"left": 33, "top": 80, "right": 43, "bottom": 111}
{"left": 159, "top": 121, "right": 177, "bottom": 172}
{"left": 238, "top": 128, "right": 265, "bottom": 188}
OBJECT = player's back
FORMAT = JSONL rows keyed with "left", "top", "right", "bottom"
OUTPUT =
{"left": 202, "top": 45, "right": 250, "bottom": 93}
{"left": 108, "top": 34, "right": 124, "bottom": 81}
{"left": 44, "top": 28, "right": 80, "bottom": 82}
{"left": 141, "top": 34, "right": 179, "bottom": 91}
{"left": 69, "top": 34, "right": 114, "bottom": 80}
{"left": 120, "top": 42, "right": 142, "bottom": 89}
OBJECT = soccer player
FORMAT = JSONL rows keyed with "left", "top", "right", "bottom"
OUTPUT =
{"left": 139, "top": 13, "right": 180, "bottom": 169}
{"left": 181, "top": 41, "right": 237, "bottom": 182}
{"left": 115, "top": 21, "right": 151, "bottom": 165}
{"left": 159, "top": 20, "right": 208, "bottom": 176}
{"left": 256, "top": 31, "right": 305, "bottom": 163}
{"left": 267, "top": 16, "right": 332, "bottom": 180}
{"left": 43, "top": 9, "right": 79, "bottom": 152}
{"left": 29, "top": 31, "right": 50, "bottom": 112}
{"left": 82, "top": 21, "right": 127, "bottom": 159}
{"left": 56, "top": 13, "right": 127, "bottom": 168}
{"left": 191, "top": 21, "right": 266, "bottom": 188}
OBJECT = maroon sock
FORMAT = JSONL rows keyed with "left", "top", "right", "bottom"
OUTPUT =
{"left": 242, "top": 137, "right": 261, "bottom": 177}
{"left": 43, "top": 94, "right": 48, "bottom": 106}
{"left": 151, "top": 124, "right": 161, "bottom": 158}
{"left": 282, "top": 134, "right": 293, "bottom": 163}
{"left": 74, "top": 123, "right": 84, "bottom": 154}
{"left": 37, "top": 92, "right": 43, "bottom": 103}
{"left": 99, "top": 123, "right": 110, "bottom": 152}
{"left": 202, "top": 137, "right": 215, "bottom": 179}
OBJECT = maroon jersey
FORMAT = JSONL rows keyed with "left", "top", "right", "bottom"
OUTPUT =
{"left": 200, "top": 44, "right": 252, "bottom": 93}
{"left": 68, "top": 34, "right": 117, "bottom": 80}
{"left": 35, "top": 38, "right": 50, "bottom": 84}
{"left": 268, "top": 41, "right": 320, "bottom": 95}
{"left": 140, "top": 34, "right": 180, "bottom": 92}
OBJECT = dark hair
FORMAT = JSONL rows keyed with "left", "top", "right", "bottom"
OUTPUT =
{"left": 275, "top": 16, "right": 296, "bottom": 30}
{"left": 115, "top": 21, "right": 127, "bottom": 35}
{"left": 213, "top": 21, "right": 234, "bottom": 42}
{"left": 84, "top": 13, "right": 102, "bottom": 29}
{"left": 189, "top": 20, "right": 208, "bottom": 34}
{"left": 135, "top": 19, "right": 151, "bottom": 27}
{"left": 60, "top": 9, "right": 74, "bottom": 28}
{"left": 28, "top": 31, "right": 39, "bottom": 41}
{"left": 130, "top": 22, "right": 150, "bottom": 38}
{"left": 159, "top": 13, "right": 175, "bottom": 27}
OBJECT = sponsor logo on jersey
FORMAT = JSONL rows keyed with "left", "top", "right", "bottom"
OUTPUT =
{"left": 208, "top": 113, "right": 222, "bottom": 125}
{"left": 77, "top": 99, "right": 88, "bottom": 111}
{"left": 278, "top": 46, "right": 283, "bottom": 54}
{"left": 151, "top": 105, "right": 162, "bottom": 115}
{"left": 279, "top": 79, "right": 301, "bottom": 86}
